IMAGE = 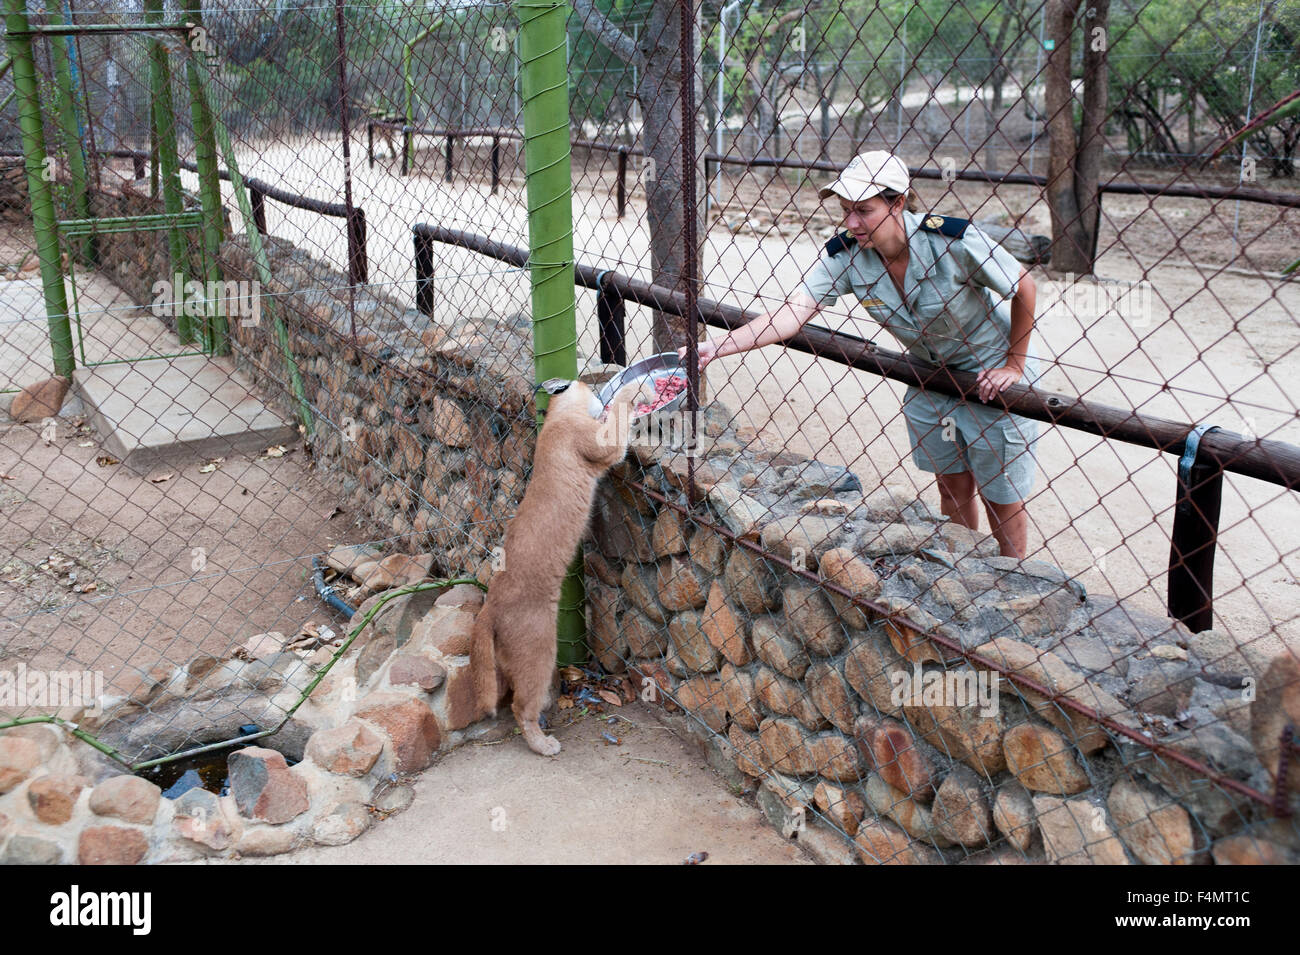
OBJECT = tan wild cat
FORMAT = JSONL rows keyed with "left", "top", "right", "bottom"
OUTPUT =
{"left": 471, "top": 377, "right": 647, "bottom": 756}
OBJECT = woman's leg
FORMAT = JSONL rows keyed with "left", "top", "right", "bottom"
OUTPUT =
{"left": 958, "top": 404, "right": 1036, "bottom": 559}
{"left": 982, "top": 498, "right": 1028, "bottom": 559}
{"left": 937, "top": 472, "right": 1029, "bottom": 557}
{"left": 935, "top": 470, "right": 981, "bottom": 529}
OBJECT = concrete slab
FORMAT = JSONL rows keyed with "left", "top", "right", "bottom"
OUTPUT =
{"left": 0, "top": 274, "right": 183, "bottom": 392}
{"left": 73, "top": 354, "right": 298, "bottom": 473}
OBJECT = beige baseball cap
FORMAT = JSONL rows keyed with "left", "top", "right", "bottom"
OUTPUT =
{"left": 818, "top": 150, "right": 910, "bottom": 202}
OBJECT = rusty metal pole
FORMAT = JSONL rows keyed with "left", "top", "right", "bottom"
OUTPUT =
{"left": 617, "top": 146, "right": 627, "bottom": 218}
{"left": 335, "top": 0, "right": 362, "bottom": 349}
{"left": 679, "top": 0, "right": 699, "bottom": 508}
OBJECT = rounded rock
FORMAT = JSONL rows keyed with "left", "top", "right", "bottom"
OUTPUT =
{"left": 89, "top": 775, "right": 162, "bottom": 826}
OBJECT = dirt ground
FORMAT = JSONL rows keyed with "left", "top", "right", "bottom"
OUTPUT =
{"left": 0, "top": 420, "right": 356, "bottom": 700}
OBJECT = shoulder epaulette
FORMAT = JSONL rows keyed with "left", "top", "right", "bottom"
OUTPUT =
{"left": 919, "top": 214, "right": 969, "bottom": 239}
{"left": 824, "top": 231, "right": 857, "bottom": 257}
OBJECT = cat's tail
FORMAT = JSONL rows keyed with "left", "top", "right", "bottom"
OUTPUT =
{"left": 471, "top": 603, "right": 500, "bottom": 717}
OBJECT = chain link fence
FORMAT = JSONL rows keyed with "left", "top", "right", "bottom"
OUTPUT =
{"left": 0, "top": 0, "right": 1297, "bottom": 863}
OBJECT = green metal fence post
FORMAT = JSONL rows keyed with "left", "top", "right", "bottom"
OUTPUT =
{"left": 146, "top": 0, "right": 192, "bottom": 346}
{"left": 185, "top": 46, "right": 314, "bottom": 437}
{"left": 516, "top": 0, "right": 584, "bottom": 666}
{"left": 4, "top": 0, "right": 74, "bottom": 379}
{"left": 42, "top": 0, "right": 92, "bottom": 264}
{"left": 183, "top": 0, "right": 227, "bottom": 355}
{"left": 402, "top": 18, "right": 443, "bottom": 178}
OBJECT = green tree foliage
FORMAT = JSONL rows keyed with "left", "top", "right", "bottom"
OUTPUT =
{"left": 566, "top": 0, "right": 642, "bottom": 135}
{"left": 1107, "top": 0, "right": 1300, "bottom": 175}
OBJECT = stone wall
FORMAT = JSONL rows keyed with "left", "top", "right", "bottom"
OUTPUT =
{"left": 219, "top": 233, "right": 539, "bottom": 582}
{"left": 0, "top": 159, "right": 28, "bottom": 216}
{"left": 585, "top": 439, "right": 1300, "bottom": 864}
{"left": 0, "top": 580, "right": 497, "bottom": 862}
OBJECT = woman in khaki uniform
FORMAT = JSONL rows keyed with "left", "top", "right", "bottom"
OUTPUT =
{"left": 682, "top": 151, "right": 1041, "bottom": 558}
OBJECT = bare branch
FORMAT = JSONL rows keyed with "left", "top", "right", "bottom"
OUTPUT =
{"left": 570, "top": 0, "right": 644, "bottom": 69}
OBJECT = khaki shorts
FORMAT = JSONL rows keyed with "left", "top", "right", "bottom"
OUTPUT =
{"left": 902, "top": 385, "right": 1039, "bottom": 505}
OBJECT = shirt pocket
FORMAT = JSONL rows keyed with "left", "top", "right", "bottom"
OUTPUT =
{"left": 910, "top": 284, "right": 963, "bottom": 349}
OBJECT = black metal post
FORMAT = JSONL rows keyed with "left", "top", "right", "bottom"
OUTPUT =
{"left": 1168, "top": 431, "right": 1225, "bottom": 632}
{"left": 414, "top": 228, "right": 434, "bottom": 316}
{"left": 250, "top": 184, "right": 267, "bottom": 235}
{"left": 491, "top": 136, "right": 500, "bottom": 194}
{"left": 597, "top": 277, "right": 626, "bottom": 366}
{"left": 347, "top": 208, "right": 368, "bottom": 286}
{"left": 444, "top": 134, "right": 453, "bottom": 182}
{"left": 367, "top": 121, "right": 374, "bottom": 169}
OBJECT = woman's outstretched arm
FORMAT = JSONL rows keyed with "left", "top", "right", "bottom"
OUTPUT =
{"left": 680, "top": 292, "right": 822, "bottom": 370}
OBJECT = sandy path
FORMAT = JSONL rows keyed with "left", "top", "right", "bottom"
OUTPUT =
{"left": 183, "top": 703, "right": 810, "bottom": 866}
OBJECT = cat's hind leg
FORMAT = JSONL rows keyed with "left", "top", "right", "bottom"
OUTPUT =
{"left": 510, "top": 653, "right": 562, "bottom": 757}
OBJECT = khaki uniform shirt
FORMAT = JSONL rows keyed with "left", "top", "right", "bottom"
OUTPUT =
{"left": 800, "top": 210, "right": 1038, "bottom": 378}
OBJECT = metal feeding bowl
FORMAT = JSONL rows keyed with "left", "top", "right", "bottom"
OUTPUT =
{"left": 597, "top": 352, "right": 690, "bottom": 419}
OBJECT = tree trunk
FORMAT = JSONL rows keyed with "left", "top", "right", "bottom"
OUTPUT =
{"left": 818, "top": 69, "right": 840, "bottom": 162}
{"left": 639, "top": 0, "right": 706, "bottom": 351}
{"left": 1045, "top": 0, "right": 1090, "bottom": 273}
{"left": 747, "top": 70, "right": 775, "bottom": 158}
{"left": 572, "top": 0, "right": 704, "bottom": 352}
{"left": 1076, "top": 0, "right": 1109, "bottom": 267}
{"left": 983, "top": 96, "right": 997, "bottom": 173}
{"left": 768, "top": 69, "right": 783, "bottom": 159}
